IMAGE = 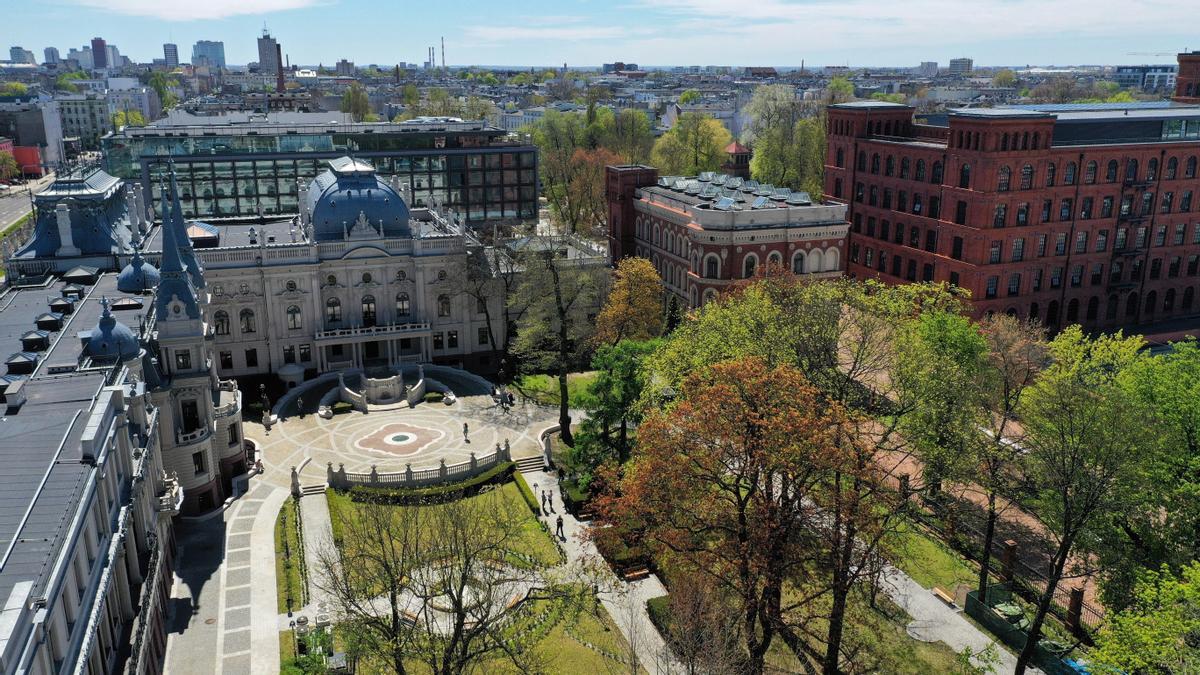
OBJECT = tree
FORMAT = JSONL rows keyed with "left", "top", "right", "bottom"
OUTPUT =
{"left": 447, "top": 251, "right": 503, "bottom": 358}
{"left": 147, "top": 71, "right": 179, "bottom": 110}
{"left": 992, "top": 69, "right": 1017, "bottom": 88}
{"left": 664, "top": 295, "right": 683, "bottom": 334}
{"left": 55, "top": 71, "right": 86, "bottom": 92}
{"left": 1, "top": 82, "right": 28, "bottom": 96}
{"left": 510, "top": 236, "right": 607, "bottom": 446}
{"left": 593, "top": 257, "right": 664, "bottom": 347}
{"left": 593, "top": 108, "right": 654, "bottom": 164}
{"left": 677, "top": 89, "right": 700, "bottom": 105}
{"left": 111, "top": 110, "right": 146, "bottom": 128}
{"left": 651, "top": 113, "right": 731, "bottom": 176}
{"left": 0, "top": 151, "right": 17, "bottom": 181}
{"left": 598, "top": 357, "right": 848, "bottom": 675}
{"left": 527, "top": 111, "right": 589, "bottom": 233}
{"left": 569, "top": 339, "right": 659, "bottom": 479}
{"left": 827, "top": 77, "right": 855, "bottom": 103}
{"left": 1092, "top": 562, "right": 1200, "bottom": 673}
{"left": 340, "top": 83, "right": 371, "bottom": 122}
{"left": 1103, "top": 339, "right": 1200, "bottom": 608}
{"left": 401, "top": 83, "right": 420, "bottom": 106}
{"left": 317, "top": 490, "right": 581, "bottom": 675}
{"left": 742, "top": 84, "right": 825, "bottom": 194}
{"left": 566, "top": 147, "right": 620, "bottom": 238}
{"left": 1014, "top": 327, "right": 1152, "bottom": 674}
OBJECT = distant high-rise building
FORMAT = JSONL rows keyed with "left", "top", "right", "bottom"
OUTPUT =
{"left": 916, "top": 61, "right": 938, "bottom": 77}
{"left": 67, "top": 46, "right": 93, "bottom": 69}
{"left": 9, "top": 46, "right": 36, "bottom": 64}
{"left": 44, "top": 46, "right": 60, "bottom": 65}
{"left": 91, "top": 37, "right": 107, "bottom": 68}
{"left": 163, "top": 43, "right": 179, "bottom": 68}
{"left": 192, "top": 40, "right": 226, "bottom": 69}
{"left": 335, "top": 59, "right": 355, "bottom": 77}
{"left": 948, "top": 57, "right": 973, "bottom": 76}
{"left": 257, "top": 30, "right": 280, "bottom": 75}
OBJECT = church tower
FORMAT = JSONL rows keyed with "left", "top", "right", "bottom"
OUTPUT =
{"left": 152, "top": 171, "right": 244, "bottom": 514}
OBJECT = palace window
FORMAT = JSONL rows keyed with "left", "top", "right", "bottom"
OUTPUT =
{"left": 214, "top": 310, "right": 230, "bottom": 335}
{"left": 287, "top": 305, "right": 301, "bottom": 330}
{"left": 239, "top": 309, "right": 256, "bottom": 334}
{"left": 326, "top": 298, "right": 342, "bottom": 322}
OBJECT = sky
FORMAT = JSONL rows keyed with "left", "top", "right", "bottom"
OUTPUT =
{"left": 5, "top": 0, "right": 1198, "bottom": 69}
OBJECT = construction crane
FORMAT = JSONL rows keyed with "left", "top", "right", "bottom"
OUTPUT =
{"left": 1126, "top": 52, "right": 1178, "bottom": 57}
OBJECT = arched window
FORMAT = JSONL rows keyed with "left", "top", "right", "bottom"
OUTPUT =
{"left": 1126, "top": 292, "right": 1139, "bottom": 317}
{"left": 997, "top": 166, "right": 1011, "bottom": 192}
{"left": 1084, "top": 161, "right": 1097, "bottom": 184}
{"left": 767, "top": 251, "right": 782, "bottom": 268}
{"left": 857, "top": 151, "right": 867, "bottom": 171}
{"left": 1020, "top": 164, "right": 1034, "bottom": 190}
{"left": 437, "top": 294, "right": 451, "bottom": 317}
{"left": 1187, "top": 156, "right": 1198, "bottom": 179}
{"left": 743, "top": 255, "right": 757, "bottom": 279}
{"left": 823, "top": 248, "right": 840, "bottom": 272}
{"left": 792, "top": 252, "right": 805, "bottom": 274}
{"left": 1165, "top": 288, "right": 1176, "bottom": 312}
{"left": 214, "top": 310, "right": 230, "bottom": 335}
{"left": 1147, "top": 157, "right": 1158, "bottom": 181}
{"left": 1064, "top": 162, "right": 1077, "bottom": 185}
{"left": 239, "top": 308, "right": 256, "bottom": 334}
{"left": 1106, "top": 295, "right": 1118, "bottom": 320}
{"left": 1126, "top": 158, "right": 1138, "bottom": 181}
{"left": 287, "top": 305, "right": 301, "bottom": 330}
{"left": 1086, "top": 297, "right": 1099, "bottom": 321}
{"left": 1106, "top": 159, "right": 1119, "bottom": 182}
{"left": 395, "top": 292, "right": 411, "bottom": 316}
{"left": 900, "top": 157, "right": 911, "bottom": 179}
{"left": 1045, "top": 162, "right": 1057, "bottom": 187}
{"left": 704, "top": 255, "right": 719, "bottom": 279}
{"left": 1184, "top": 287, "right": 1195, "bottom": 311}
{"left": 808, "top": 249, "right": 824, "bottom": 273}
{"left": 1167, "top": 157, "right": 1179, "bottom": 180}
{"left": 326, "top": 297, "right": 342, "bottom": 322}
{"left": 361, "top": 295, "right": 377, "bottom": 326}
{"left": 915, "top": 159, "right": 927, "bottom": 182}
{"left": 870, "top": 153, "right": 880, "bottom": 174}
{"left": 931, "top": 161, "right": 943, "bottom": 184}
{"left": 885, "top": 155, "right": 895, "bottom": 177}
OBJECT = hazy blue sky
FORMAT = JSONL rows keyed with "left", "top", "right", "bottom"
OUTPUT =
{"left": 6, "top": 0, "right": 1197, "bottom": 68}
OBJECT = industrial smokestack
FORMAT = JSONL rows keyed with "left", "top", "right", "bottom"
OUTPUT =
{"left": 441, "top": 36, "right": 445, "bottom": 70}
{"left": 275, "top": 43, "right": 285, "bottom": 93}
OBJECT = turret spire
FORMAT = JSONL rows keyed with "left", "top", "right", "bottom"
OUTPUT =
{"left": 154, "top": 179, "right": 200, "bottom": 321}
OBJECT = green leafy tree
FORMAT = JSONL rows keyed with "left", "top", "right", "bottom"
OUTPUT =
{"left": 0, "top": 151, "right": 18, "bottom": 180}
{"left": 55, "top": 71, "right": 86, "bottom": 92}
{"left": 340, "top": 82, "right": 371, "bottom": 122}
{"left": 1014, "top": 327, "right": 1153, "bottom": 674}
{"left": 651, "top": 113, "right": 731, "bottom": 176}
{"left": 991, "top": 69, "right": 1017, "bottom": 87}
{"left": 1093, "top": 562, "right": 1200, "bottom": 673}
{"left": 678, "top": 89, "right": 701, "bottom": 105}
{"left": 827, "top": 77, "right": 855, "bottom": 103}
{"left": 870, "top": 92, "right": 906, "bottom": 103}
{"left": 510, "top": 236, "right": 607, "bottom": 446}
{"left": 1, "top": 82, "right": 28, "bottom": 96}
{"left": 568, "top": 339, "right": 660, "bottom": 482}
{"left": 743, "top": 84, "right": 825, "bottom": 194}
{"left": 147, "top": 71, "right": 179, "bottom": 110}
{"left": 111, "top": 110, "right": 146, "bottom": 128}
{"left": 401, "top": 83, "right": 419, "bottom": 106}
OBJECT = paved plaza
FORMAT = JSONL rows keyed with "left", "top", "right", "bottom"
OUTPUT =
{"left": 162, "top": 373, "right": 558, "bottom": 673}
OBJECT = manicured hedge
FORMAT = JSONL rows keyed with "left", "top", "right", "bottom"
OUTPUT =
{"left": 331, "top": 401, "right": 354, "bottom": 415}
{"left": 646, "top": 595, "right": 672, "bottom": 635}
{"left": 345, "top": 461, "right": 516, "bottom": 505}
{"left": 559, "top": 478, "right": 591, "bottom": 515}
{"left": 423, "top": 391, "right": 445, "bottom": 403}
{"left": 513, "top": 472, "right": 542, "bottom": 516}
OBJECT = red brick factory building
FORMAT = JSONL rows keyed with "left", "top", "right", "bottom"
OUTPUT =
{"left": 606, "top": 164, "right": 848, "bottom": 307}
{"left": 825, "top": 51, "right": 1200, "bottom": 331}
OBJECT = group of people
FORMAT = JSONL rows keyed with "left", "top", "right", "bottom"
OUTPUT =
{"left": 537, "top": 484, "right": 566, "bottom": 540}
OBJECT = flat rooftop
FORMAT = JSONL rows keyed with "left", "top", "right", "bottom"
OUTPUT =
{"left": 114, "top": 115, "right": 507, "bottom": 139}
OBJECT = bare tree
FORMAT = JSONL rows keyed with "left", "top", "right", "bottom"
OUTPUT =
{"left": 316, "top": 489, "right": 584, "bottom": 675}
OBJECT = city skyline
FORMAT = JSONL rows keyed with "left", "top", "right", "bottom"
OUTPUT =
{"left": 6, "top": 0, "right": 1197, "bottom": 69}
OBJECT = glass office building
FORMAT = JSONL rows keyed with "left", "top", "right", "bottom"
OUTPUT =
{"left": 101, "top": 113, "right": 539, "bottom": 222}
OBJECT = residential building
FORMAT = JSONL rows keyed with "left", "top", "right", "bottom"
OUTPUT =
{"left": 191, "top": 40, "right": 226, "bottom": 69}
{"left": 825, "top": 59, "right": 1200, "bottom": 331}
{"left": 67, "top": 46, "right": 93, "bottom": 70}
{"left": 57, "top": 92, "right": 111, "bottom": 148}
{"left": 0, "top": 97, "right": 64, "bottom": 168}
{"left": 916, "top": 61, "right": 939, "bottom": 77}
{"left": 163, "top": 43, "right": 179, "bottom": 69}
{"left": 101, "top": 112, "right": 538, "bottom": 223}
{"left": 1114, "top": 64, "right": 1178, "bottom": 92}
{"left": 8, "top": 47, "right": 35, "bottom": 64}
{"left": 108, "top": 86, "right": 162, "bottom": 123}
{"left": 43, "top": 47, "right": 59, "bottom": 65}
{"left": 91, "top": 37, "right": 107, "bottom": 69}
{"left": 606, "top": 165, "right": 848, "bottom": 307}
{"left": 949, "top": 58, "right": 973, "bottom": 76}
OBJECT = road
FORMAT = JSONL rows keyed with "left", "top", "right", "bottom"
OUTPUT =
{"left": 0, "top": 173, "right": 56, "bottom": 230}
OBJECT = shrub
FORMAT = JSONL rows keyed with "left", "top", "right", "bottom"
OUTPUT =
{"left": 646, "top": 595, "right": 672, "bottom": 634}
{"left": 559, "top": 478, "right": 591, "bottom": 514}
{"left": 331, "top": 401, "right": 354, "bottom": 415}
{"left": 514, "top": 472, "right": 542, "bottom": 516}
{"left": 423, "top": 391, "right": 445, "bottom": 403}
{"left": 346, "top": 462, "right": 516, "bottom": 505}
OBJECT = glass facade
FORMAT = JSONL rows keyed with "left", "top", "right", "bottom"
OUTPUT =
{"left": 102, "top": 126, "right": 538, "bottom": 222}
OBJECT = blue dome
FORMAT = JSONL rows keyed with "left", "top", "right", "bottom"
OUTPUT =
{"left": 87, "top": 298, "right": 139, "bottom": 361}
{"left": 305, "top": 157, "right": 411, "bottom": 242}
{"left": 117, "top": 251, "right": 161, "bottom": 293}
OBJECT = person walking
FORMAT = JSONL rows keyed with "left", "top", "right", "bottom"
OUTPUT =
{"left": 540, "top": 490, "right": 548, "bottom": 512}
{"left": 555, "top": 514, "right": 565, "bottom": 540}
{"left": 462, "top": 421, "right": 469, "bottom": 442}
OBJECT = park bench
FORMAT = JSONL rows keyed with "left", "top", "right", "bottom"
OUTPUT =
{"left": 932, "top": 586, "right": 956, "bottom": 607}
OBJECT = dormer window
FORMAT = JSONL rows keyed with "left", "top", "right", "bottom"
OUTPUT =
{"left": 175, "top": 350, "right": 191, "bottom": 370}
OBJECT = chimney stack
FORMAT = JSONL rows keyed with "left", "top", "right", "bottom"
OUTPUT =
{"left": 275, "top": 43, "right": 285, "bottom": 93}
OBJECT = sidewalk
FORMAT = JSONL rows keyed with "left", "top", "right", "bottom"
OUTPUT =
{"left": 525, "top": 468, "right": 681, "bottom": 675}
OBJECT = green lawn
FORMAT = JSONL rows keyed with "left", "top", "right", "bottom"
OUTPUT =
{"left": 892, "top": 518, "right": 980, "bottom": 593}
{"left": 326, "top": 481, "right": 562, "bottom": 569}
{"left": 274, "top": 497, "right": 306, "bottom": 614}
{"left": 514, "top": 371, "right": 598, "bottom": 409}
